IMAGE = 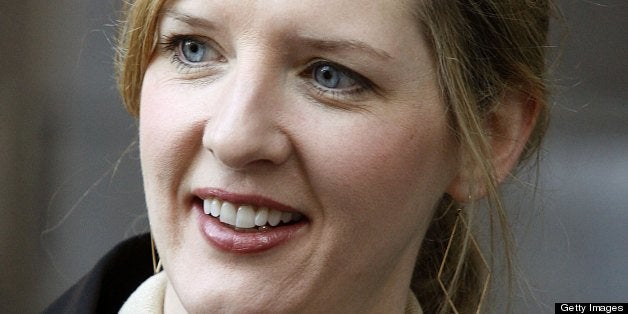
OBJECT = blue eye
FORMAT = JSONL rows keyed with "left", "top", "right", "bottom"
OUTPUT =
{"left": 181, "top": 39, "right": 206, "bottom": 63}
{"left": 303, "top": 61, "right": 375, "bottom": 102}
{"left": 315, "top": 65, "right": 341, "bottom": 88}
{"left": 312, "top": 63, "right": 359, "bottom": 89}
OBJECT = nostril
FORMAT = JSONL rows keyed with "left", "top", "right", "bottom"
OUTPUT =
{"left": 201, "top": 106, "right": 293, "bottom": 170}
{"left": 203, "top": 134, "right": 292, "bottom": 170}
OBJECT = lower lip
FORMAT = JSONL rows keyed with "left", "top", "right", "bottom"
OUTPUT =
{"left": 194, "top": 203, "right": 306, "bottom": 254}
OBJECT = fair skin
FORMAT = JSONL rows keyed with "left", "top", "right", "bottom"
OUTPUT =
{"left": 140, "top": 0, "right": 461, "bottom": 312}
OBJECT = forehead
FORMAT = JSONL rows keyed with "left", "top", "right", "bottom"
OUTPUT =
{"left": 159, "top": 0, "right": 421, "bottom": 48}
{"left": 163, "top": 0, "right": 417, "bottom": 23}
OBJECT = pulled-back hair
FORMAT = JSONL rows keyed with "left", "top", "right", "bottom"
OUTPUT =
{"left": 413, "top": 1, "right": 551, "bottom": 312}
{"left": 115, "top": 1, "right": 552, "bottom": 312}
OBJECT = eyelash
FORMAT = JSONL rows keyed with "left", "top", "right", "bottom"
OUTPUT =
{"left": 302, "top": 61, "right": 375, "bottom": 101}
{"left": 158, "top": 34, "right": 376, "bottom": 101}
{"left": 159, "top": 34, "right": 223, "bottom": 73}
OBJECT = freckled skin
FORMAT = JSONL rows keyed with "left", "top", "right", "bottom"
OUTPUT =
{"left": 140, "top": 0, "right": 459, "bottom": 312}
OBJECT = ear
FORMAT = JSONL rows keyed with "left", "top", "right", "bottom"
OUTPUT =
{"left": 446, "top": 88, "right": 541, "bottom": 202}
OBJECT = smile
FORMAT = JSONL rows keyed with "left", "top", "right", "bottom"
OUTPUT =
{"left": 203, "top": 198, "right": 304, "bottom": 230}
{"left": 193, "top": 188, "right": 308, "bottom": 253}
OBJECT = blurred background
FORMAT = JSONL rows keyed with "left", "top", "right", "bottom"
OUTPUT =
{"left": 1, "top": 0, "right": 626, "bottom": 312}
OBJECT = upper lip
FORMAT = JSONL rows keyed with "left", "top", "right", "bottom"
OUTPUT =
{"left": 193, "top": 187, "right": 301, "bottom": 214}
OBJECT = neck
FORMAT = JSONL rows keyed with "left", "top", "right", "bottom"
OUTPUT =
{"left": 164, "top": 280, "right": 188, "bottom": 314}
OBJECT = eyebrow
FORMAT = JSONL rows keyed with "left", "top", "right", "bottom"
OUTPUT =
{"left": 294, "top": 36, "right": 393, "bottom": 61}
{"left": 163, "top": 9, "right": 217, "bottom": 31}
{"left": 162, "top": 9, "right": 394, "bottom": 61}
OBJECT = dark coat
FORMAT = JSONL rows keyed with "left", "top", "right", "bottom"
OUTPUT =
{"left": 44, "top": 233, "right": 154, "bottom": 314}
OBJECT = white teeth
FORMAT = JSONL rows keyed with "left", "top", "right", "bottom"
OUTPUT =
{"left": 203, "top": 199, "right": 211, "bottom": 215}
{"left": 219, "top": 201, "right": 237, "bottom": 226}
{"left": 210, "top": 199, "right": 222, "bottom": 217}
{"left": 236, "top": 205, "right": 256, "bottom": 228}
{"left": 203, "top": 198, "right": 303, "bottom": 229}
{"left": 255, "top": 207, "right": 269, "bottom": 226}
{"left": 267, "top": 209, "right": 282, "bottom": 227}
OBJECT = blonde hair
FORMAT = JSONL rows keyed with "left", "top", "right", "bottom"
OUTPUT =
{"left": 115, "top": 1, "right": 552, "bottom": 312}
{"left": 115, "top": 0, "right": 166, "bottom": 117}
{"left": 413, "top": 1, "right": 551, "bottom": 312}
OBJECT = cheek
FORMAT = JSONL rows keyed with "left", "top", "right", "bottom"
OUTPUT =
{"left": 298, "top": 109, "right": 458, "bottom": 277}
{"left": 138, "top": 70, "right": 208, "bottom": 241}
{"left": 305, "top": 112, "right": 457, "bottom": 224}
{"left": 139, "top": 71, "right": 205, "bottom": 192}
{"left": 139, "top": 68, "right": 213, "bottom": 254}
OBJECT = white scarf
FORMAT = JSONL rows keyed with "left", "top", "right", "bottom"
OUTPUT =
{"left": 119, "top": 271, "right": 167, "bottom": 313}
{"left": 120, "top": 272, "right": 422, "bottom": 313}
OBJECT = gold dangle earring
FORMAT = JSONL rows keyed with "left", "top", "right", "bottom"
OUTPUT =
{"left": 151, "top": 233, "right": 163, "bottom": 274}
{"left": 436, "top": 200, "right": 490, "bottom": 314}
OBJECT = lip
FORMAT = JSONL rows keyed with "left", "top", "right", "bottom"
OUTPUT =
{"left": 192, "top": 188, "right": 307, "bottom": 254}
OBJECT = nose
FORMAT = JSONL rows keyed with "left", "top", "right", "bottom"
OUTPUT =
{"left": 202, "top": 65, "right": 292, "bottom": 170}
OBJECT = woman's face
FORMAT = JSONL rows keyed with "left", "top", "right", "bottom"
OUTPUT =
{"left": 140, "top": 0, "right": 459, "bottom": 312}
